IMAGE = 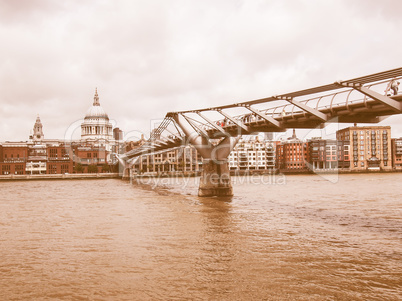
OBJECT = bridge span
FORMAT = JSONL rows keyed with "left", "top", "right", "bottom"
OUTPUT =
{"left": 120, "top": 67, "right": 402, "bottom": 197}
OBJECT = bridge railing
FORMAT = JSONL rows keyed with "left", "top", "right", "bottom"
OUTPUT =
{"left": 210, "top": 77, "right": 401, "bottom": 126}
{"left": 148, "top": 76, "right": 401, "bottom": 142}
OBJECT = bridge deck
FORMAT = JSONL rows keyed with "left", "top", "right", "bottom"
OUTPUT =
{"left": 122, "top": 67, "right": 402, "bottom": 159}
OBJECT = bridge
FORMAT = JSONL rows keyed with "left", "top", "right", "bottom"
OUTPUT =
{"left": 119, "top": 67, "right": 402, "bottom": 197}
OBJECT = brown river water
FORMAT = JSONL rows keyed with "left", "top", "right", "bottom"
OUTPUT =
{"left": 0, "top": 173, "right": 401, "bottom": 300}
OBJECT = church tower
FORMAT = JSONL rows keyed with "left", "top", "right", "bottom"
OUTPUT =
{"left": 33, "top": 115, "right": 44, "bottom": 141}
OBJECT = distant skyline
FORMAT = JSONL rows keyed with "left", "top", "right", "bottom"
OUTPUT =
{"left": 1, "top": 0, "right": 402, "bottom": 142}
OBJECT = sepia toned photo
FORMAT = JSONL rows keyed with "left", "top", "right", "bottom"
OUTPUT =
{"left": 0, "top": 1, "right": 401, "bottom": 300}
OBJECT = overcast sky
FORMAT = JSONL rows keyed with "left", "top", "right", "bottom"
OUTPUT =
{"left": 1, "top": 0, "right": 402, "bottom": 142}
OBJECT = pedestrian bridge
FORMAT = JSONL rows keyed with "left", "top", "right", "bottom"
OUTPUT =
{"left": 120, "top": 67, "right": 402, "bottom": 196}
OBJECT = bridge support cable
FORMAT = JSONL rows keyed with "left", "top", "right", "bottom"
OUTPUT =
{"left": 150, "top": 117, "right": 172, "bottom": 141}
{"left": 244, "top": 105, "right": 282, "bottom": 128}
{"left": 171, "top": 118, "right": 186, "bottom": 138}
{"left": 335, "top": 81, "right": 402, "bottom": 112}
{"left": 171, "top": 112, "right": 239, "bottom": 197}
{"left": 181, "top": 114, "right": 210, "bottom": 138}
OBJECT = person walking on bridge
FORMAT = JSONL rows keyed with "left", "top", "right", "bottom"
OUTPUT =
{"left": 385, "top": 78, "right": 400, "bottom": 95}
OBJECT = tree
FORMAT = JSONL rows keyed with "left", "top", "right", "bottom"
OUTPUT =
{"left": 102, "top": 163, "right": 110, "bottom": 173}
{"left": 87, "top": 164, "right": 98, "bottom": 173}
{"left": 74, "top": 163, "right": 84, "bottom": 173}
{"left": 111, "top": 163, "right": 119, "bottom": 173}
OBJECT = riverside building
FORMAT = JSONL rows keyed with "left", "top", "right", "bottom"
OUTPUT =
{"left": 132, "top": 145, "right": 201, "bottom": 175}
{"left": 308, "top": 138, "right": 350, "bottom": 171}
{"left": 336, "top": 126, "right": 392, "bottom": 171}
{"left": 228, "top": 136, "right": 276, "bottom": 171}
{"left": 276, "top": 130, "right": 310, "bottom": 172}
{"left": 391, "top": 138, "right": 402, "bottom": 170}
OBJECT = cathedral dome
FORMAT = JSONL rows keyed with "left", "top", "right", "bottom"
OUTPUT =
{"left": 84, "top": 88, "right": 109, "bottom": 120}
{"left": 85, "top": 105, "right": 109, "bottom": 119}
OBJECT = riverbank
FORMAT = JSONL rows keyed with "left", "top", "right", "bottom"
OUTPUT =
{"left": 2, "top": 168, "right": 401, "bottom": 182}
{"left": 0, "top": 173, "right": 120, "bottom": 181}
{"left": 130, "top": 168, "right": 402, "bottom": 178}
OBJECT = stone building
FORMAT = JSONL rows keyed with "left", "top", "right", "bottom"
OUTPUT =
{"left": 31, "top": 115, "right": 44, "bottom": 141}
{"left": 81, "top": 88, "right": 115, "bottom": 150}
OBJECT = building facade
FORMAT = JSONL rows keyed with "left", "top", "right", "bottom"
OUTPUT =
{"left": 0, "top": 142, "right": 28, "bottom": 175}
{"left": 228, "top": 137, "right": 276, "bottom": 171}
{"left": 308, "top": 138, "right": 350, "bottom": 170}
{"left": 391, "top": 138, "right": 402, "bottom": 170}
{"left": 276, "top": 130, "right": 310, "bottom": 172}
{"left": 336, "top": 126, "right": 392, "bottom": 171}
{"left": 133, "top": 145, "right": 201, "bottom": 174}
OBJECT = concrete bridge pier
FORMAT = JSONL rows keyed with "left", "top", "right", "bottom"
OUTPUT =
{"left": 171, "top": 113, "right": 239, "bottom": 197}
{"left": 121, "top": 167, "right": 130, "bottom": 180}
{"left": 198, "top": 159, "right": 232, "bottom": 197}
{"left": 115, "top": 154, "right": 130, "bottom": 179}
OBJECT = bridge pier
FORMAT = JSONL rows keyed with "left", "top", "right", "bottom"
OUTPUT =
{"left": 171, "top": 113, "right": 239, "bottom": 197}
{"left": 121, "top": 167, "right": 130, "bottom": 180}
{"left": 198, "top": 159, "right": 233, "bottom": 197}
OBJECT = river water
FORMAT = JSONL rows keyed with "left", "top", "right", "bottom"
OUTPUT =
{"left": 0, "top": 173, "right": 401, "bottom": 300}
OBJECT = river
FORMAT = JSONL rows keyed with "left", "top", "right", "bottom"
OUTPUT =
{"left": 0, "top": 173, "right": 401, "bottom": 300}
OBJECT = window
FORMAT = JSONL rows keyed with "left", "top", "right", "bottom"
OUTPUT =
{"left": 49, "top": 149, "right": 58, "bottom": 158}
{"left": 15, "top": 165, "right": 24, "bottom": 175}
